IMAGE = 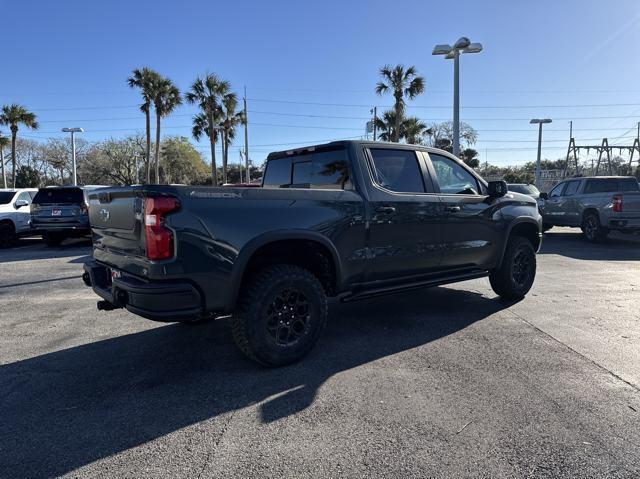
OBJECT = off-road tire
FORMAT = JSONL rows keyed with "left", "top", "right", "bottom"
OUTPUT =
{"left": 581, "top": 212, "right": 608, "bottom": 243}
{"left": 43, "top": 232, "right": 64, "bottom": 247}
{"left": 231, "top": 264, "right": 328, "bottom": 367}
{"left": 490, "top": 236, "right": 536, "bottom": 300}
{"left": 0, "top": 221, "right": 16, "bottom": 248}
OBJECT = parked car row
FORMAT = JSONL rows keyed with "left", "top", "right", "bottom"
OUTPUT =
{"left": 508, "top": 176, "right": 640, "bottom": 242}
{"left": 0, "top": 185, "right": 103, "bottom": 247}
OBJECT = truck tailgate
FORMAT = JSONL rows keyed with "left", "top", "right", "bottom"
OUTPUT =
{"left": 88, "top": 188, "right": 144, "bottom": 258}
{"left": 621, "top": 193, "right": 640, "bottom": 214}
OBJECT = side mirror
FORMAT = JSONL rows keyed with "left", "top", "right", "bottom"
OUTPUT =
{"left": 14, "top": 199, "right": 29, "bottom": 209}
{"left": 487, "top": 180, "right": 508, "bottom": 198}
{"left": 539, "top": 192, "right": 548, "bottom": 200}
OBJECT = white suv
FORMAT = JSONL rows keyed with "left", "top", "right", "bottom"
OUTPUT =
{"left": 0, "top": 188, "right": 38, "bottom": 247}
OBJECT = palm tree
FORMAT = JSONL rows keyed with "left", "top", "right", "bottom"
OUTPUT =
{"left": 128, "top": 67, "right": 160, "bottom": 184}
{"left": 152, "top": 76, "right": 181, "bottom": 183}
{"left": 218, "top": 93, "right": 245, "bottom": 184}
{"left": 375, "top": 65, "right": 425, "bottom": 142}
{"left": 191, "top": 112, "right": 221, "bottom": 182}
{"left": 374, "top": 110, "right": 429, "bottom": 144}
{"left": 185, "top": 74, "right": 232, "bottom": 186}
{"left": 374, "top": 110, "right": 399, "bottom": 142}
{"left": 0, "top": 133, "right": 9, "bottom": 188}
{"left": 403, "top": 117, "right": 429, "bottom": 145}
{"left": 0, "top": 105, "right": 38, "bottom": 188}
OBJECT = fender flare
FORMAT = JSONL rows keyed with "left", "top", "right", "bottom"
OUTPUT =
{"left": 227, "top": 230, "right": 343, "bottom": 310}
{"left": 497, "top": 217, "right": 542, "bottom": 269}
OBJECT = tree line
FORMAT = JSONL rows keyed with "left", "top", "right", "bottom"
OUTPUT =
{"left": 0, "top": 68, "right": 247, "bottom": 188}
{"left": 7, "top": 134, "right": 262, "bottom": 188}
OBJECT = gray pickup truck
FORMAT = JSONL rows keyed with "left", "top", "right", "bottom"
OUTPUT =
{"left": 538, "top": 176, "right": 640, "bottom": 242}
{"left": 83, "top": 141, "right": 542, "bottom": 366}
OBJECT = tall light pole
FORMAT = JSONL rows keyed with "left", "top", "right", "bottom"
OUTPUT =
{"left": 62, "top": 127, "right": 84, "bottom": 186}
{"left": 433, "top": 37, "right": 483, "bottom": 157}
{"left": 530, "top": 119, "right": 552, "bottom": 188}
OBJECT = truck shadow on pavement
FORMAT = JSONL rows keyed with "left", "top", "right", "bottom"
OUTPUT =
{"left": 539, "top": 230, "right": 640, "bottom": 261}
{"left": 0, "top": 287, "right": 511, "bottom": 478}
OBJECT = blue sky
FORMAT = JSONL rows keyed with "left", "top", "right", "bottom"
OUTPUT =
{"left": 2, "top": 0, "right": 640, "bottom": 168}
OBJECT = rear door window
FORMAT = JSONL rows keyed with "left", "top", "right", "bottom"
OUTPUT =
{"left": 33, "top": 188, "right": 84, "bottom": 204}
{"left": 263, "top": 147, "right": 351, "bottom": 190}
{"left": 368, "top": 149, "right": 425, "bottom": 193}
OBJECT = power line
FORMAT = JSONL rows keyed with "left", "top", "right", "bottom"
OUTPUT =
{"left": 247, "top": 97, "right": 640, "bottom": 109}
{"left": 19, "top": 99, "right": 640, "bottom": 112}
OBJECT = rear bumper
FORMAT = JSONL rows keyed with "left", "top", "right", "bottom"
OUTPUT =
{"left": 32, "top": 220, "right": 90, "bottom": 234}
{"left": 608, "top": 217, "right": 640, "bottom": 231}
{"left": 83, "top": 260, "right": 203, "bottom": 321}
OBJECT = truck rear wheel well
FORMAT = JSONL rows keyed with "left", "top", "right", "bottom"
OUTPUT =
{"left": 509, "top": 222, "right": 540, "bottom": 251}
{"left": 241, "top": 239, "right": 337, "bottom": 296}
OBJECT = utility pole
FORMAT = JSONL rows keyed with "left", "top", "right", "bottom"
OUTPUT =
{"left": 62, "top": 127, "right": 84, "bottom": 186}
{"left": 372, "top": 107, "right": 377, "bottom": 141}
{"left": 569, "top": 120, "right": 572, "bottom": 141}
{"left": 0, "top": 134, "right": 6, "bottom": 189}
{"left": 243, "top": 87, "right": 249, "bottom": 183}
{"left": 239, "top": 150, "right": 245, "bottom": 183}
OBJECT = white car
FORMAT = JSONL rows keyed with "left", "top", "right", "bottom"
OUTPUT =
{"left": 0, "top": 188, "right": 38, "bottom": 247}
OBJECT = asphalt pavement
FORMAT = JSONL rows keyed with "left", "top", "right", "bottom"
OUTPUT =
{"left": 0, "top": 229, "right": 638, "bottom": 478}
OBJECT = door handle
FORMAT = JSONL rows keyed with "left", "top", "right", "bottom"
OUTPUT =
{"left": 445, "top": 205, "right": 461, "bottom": 212}
{"left": 375, "top": 206, "right": 396, "bottom": 214}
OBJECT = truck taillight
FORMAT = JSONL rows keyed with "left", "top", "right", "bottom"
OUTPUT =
{"left": 613, "top": 194, "right": 623, "bottom": 213}
{"left": 144, "top": 196, "right": 180, "bottom": 260}
{"left": 81, "top": 204, "right": 89, "bottom": 215}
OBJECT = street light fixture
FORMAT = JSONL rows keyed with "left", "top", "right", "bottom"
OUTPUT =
{"left": 530, "top": 119, "right": 552, "bottom": 188}
{"left": 61, "top": 127, "right": 84, "bottom": 186}
{"left": 432, "top": 37, "right": 483, "bottom": 157}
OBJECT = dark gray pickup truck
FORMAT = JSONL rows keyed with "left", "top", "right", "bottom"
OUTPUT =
{"left": 83, "top": 141, "right": 542, "bottom": 365}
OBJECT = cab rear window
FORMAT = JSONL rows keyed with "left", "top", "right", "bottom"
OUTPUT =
{"left": 33, "top": 188, "right": 84, "bottom": 204}
{"left": 584, "top": 179, "right": 639, "bottom": 194}
{"left": 263, "top": 147, "right": 351, "bottom": 190}
{"left": 620, "top": 178, "right": 640, "bottom": 192}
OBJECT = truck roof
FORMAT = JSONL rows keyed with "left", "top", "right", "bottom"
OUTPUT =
{"left": 266, "top": 140, "right": 453, "bottom": 161}
{"left": 565, "top": 176, "right": 637, "bottom": 180}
